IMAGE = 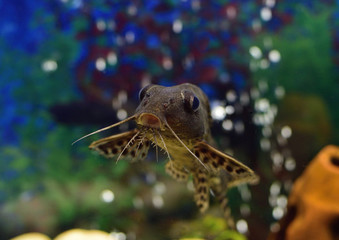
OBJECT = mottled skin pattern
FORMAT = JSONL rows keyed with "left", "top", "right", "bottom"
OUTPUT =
{"left": 87, "top": 83, "right": 259, "bottom": 227}
{"left": 135, "top": 84, "right": 211, "bottom": 169}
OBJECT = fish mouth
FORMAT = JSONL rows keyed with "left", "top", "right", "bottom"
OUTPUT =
{"left": 137, "top": 113, "right": 165, "bottom": 130}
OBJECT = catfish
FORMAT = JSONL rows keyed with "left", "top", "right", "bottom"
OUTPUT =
{"left": 74, "top": 83, "right": 259, "bottom": 227}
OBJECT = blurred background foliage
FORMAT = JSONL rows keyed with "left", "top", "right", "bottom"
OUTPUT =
{"left": 1, "top": 0, "right": 338, "bottom": 239}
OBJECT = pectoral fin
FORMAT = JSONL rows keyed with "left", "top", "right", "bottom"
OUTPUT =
{"left": 209, "top": 176, "right": 235, "bottom": 229}
{"left": 89, "top": 129, "right": 150, "bottom": 162}
{"left": 194, "top": 142, "right": 259, "bottom": 187}
{"left": 193, "top": 169, "right": 210, "bottom": 213}
{"left": 165, "top": 161, "right": 189, "bottom": 182}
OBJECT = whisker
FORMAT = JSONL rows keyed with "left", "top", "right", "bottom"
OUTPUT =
{"left": 164, "top": 121, "right": 209, "bottom": 171}
{"left": 135, "top": 131, "right": 146, "bottom": 161}
{"left": 151, "top": 129, "right": 159, "bottom": 163}
{"left": 156, "top": 129, "right": 172, "bottom": 162}
{"left": 116, "top": 130, "right": 140, "bottom": 164}
{"left": 136, "top": 134, "right": 145, "bottom": 149}
{"left": 72, "top": 115, "right": 136, "bottom": 145}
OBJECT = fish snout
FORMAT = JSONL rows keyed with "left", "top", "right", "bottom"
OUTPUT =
{"left": 138, "top": 113, "right": 163, "bottom": 129}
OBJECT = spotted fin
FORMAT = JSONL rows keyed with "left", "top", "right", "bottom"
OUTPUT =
{"left": 210, "top": 176, "right": 235, "bottom": 229}
{"left": 194, "top": 142, "right": 259, "bottom": 187}
{"left": 89, "top": 129, "right": 150, "bottom": 162}
{"left": 193, "top": 169, "right": 210, "bottom": 213}
{"left": 165, "top": 161, "right": 189, "bottom": 182}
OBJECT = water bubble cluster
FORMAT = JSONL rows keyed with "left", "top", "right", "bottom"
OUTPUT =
{"left": 248, "top": 17, "right": 296, "bottom": 228}
{"left": 152, "top": 182, "right": 166, "bottom": 209}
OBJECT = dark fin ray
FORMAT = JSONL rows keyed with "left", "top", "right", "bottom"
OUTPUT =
{"left": 194, "top": 141, "right": 259, "bottom": 187}
{"left": 89, "top": 129, "right": 150, "bottom": 162}
{"left": 115, "top": 130, "right": 140, "bottom": 163}
{"left": 133, "top": 134, "right": 148, "bottom": 163}
{"left": 165, "top": 161, "right": 189, "bottom": 182}
{"left": 193, "top": 169, "right": 210, "bottom": 213}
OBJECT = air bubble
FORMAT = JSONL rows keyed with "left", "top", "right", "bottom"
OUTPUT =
{"left": 96, "top": 19, "right": 106, "bottom": 31}
{"left": 236, "top": 219, "right": 248, "bottom": 234}
{"left": 281, "top": 126, "right": 292, "bottom": 139}
{"left": 107, "top": 52, "right": 118, "bottom": 65}
{"left": 162, "top": 57, "right": 173, "bottom": 70}
{"left": 211, "top": 105, "right": 226, "bottom": 120}
{"left": 152, "top": 195, "right": 164, "bottom": 209}
{"left": 270, "top": 182, "right": 281, "bottom": 196}
{"left": 261, "top": 7, "right": 272, "bottom": 21}
{"left": 125, "top": 31, "right": 135, "bottom": 43}
{"left": 173, "top": 19, "right": 183, "bottom": 33}
{"left": 222, "top": 120, "right": 233, "bottom": 131}
{"left": 101, "top": 189, "right": 115, "bottom": 203}
{"left": 42, "top": 60, "right": 58, "bottom": 72}
{"left": 153, "top": 182, "right": 166, "bottom": 195}
{"left": 269, "top": 50, "right": 281, "bottom": 63}
{"left": 285, "top": 157, "right": 296, "bottom": 171}
{"left": 225, "top": 105, "right": 235, "bottom": 115}
{"left": 117, "top": 109, "right": 127, "bottom": 120}
{"left": 272, "top": 206, "right": 284, "bottom": 220}
{"left": 96, "top": 58, "right": 106, "bottom": 71}
{"left": 249, "top": 46, "right": 262, "bottom": 59}
{"left": 226, "top": 90, "right": 237, "bottom": 102}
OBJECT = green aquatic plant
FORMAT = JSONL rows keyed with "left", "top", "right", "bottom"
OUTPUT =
{"left": 171, "top": 215, "right": 247, "bottom": 240}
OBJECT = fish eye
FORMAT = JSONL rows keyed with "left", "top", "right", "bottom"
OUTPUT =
{"left": 181, "top": 90, "right": 200, "bottom": 112}
{"left": 192, "top": 96, "right": 200, "bottom": 111}
{"left": 138, "top": 84, "right": 154, "bottom": 101}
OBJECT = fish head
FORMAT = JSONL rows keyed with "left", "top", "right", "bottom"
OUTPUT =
{"left": 135, "top": 83, "right": 210, "bottom": 140}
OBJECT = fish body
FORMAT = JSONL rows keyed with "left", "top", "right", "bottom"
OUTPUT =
{"left": 86, "top": 83, "right": 259, "bottom": 224}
